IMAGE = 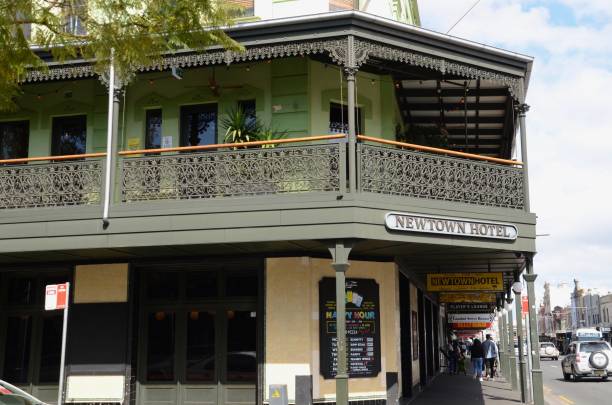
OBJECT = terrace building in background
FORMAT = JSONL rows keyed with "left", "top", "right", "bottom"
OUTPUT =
{"left": 0, "top": 3, "right": 542, "bottom": 405}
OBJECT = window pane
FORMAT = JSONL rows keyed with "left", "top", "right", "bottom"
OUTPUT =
{"left": 225, "top": 274, "right": 258, "bottom": 297}
{"left": 226, "top": 310, "right": 256, "bottom": 382}
{"left": 3, "top": 316, "right": 32, "bottom": 383}
{"left": 52, "top": 115, "right": 87, "bottom": 155}
{"left": 6, "top": 277, "right": 35, "bottom": 306}
{"left": 39, "top": 316, "right": 63, "bottom": 382}
{"left": 186, "top": 272, "right": 218, "bottom": 299}
{"left": 0, "top": 121, "right": 29, "bottom": 160}
{"left": 180, "top": 104, "right": 217, "bottom": 146}
{"left": 237, "top": 99, "right": 256, "bottom": 128}
{"left": 329, "top": 102, "right": 363, "bottom": 134}
{"left": 145, "top": 109, "right": 163, "bottom": 149}
{"left": 227, "top": 0, "right": 254, "bottom": 17}
{"left": 146, "top": 272, "right": 179, "bottom": 300}
{"left": 330, "top": 0, "right": 354, "bottom": 11}
{"left": 146, "top": 312, "right": 175, "bottom": 381}
{"left": 186, "top": 311, "right": 215, "bottom": 381}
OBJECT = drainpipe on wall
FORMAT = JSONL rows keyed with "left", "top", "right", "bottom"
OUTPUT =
{"left": 102, "top": 50, "right": 120, "bottom": 229}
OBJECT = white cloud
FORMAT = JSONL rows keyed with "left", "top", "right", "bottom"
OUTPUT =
{"left": 419, "top": 1, "right": 612, "bottom": 304}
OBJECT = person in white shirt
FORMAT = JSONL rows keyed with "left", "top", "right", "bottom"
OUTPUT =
{"left": 482, "top": 334, "right": 498, "bottom": 380}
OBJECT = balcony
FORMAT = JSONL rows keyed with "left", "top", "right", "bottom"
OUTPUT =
{"left": 0, "top": 135, "right": 523, "bottom": 211}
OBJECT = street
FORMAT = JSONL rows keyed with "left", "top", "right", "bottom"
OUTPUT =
{"left": 542, "top": 356, "right": 611, "bottom": 405}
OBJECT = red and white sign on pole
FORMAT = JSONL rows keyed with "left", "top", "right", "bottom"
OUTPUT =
{"left": 521, "top": 295, "right": 528, "bottom": 318}
{"left": 45, "top": 283, "right": 68, "bottom": 311}
{"left": 45, "top": 282, "right": 70, "bottom": 405}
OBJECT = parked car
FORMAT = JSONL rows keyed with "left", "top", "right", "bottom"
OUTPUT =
{"left": 539, "top": 342, "right": 560, "bottom": 360}
{"left": 561, "top": 340, "right": 612, "bottom": 381}
{"left": 0, "top": 380, "right": 47, "bottom": 405}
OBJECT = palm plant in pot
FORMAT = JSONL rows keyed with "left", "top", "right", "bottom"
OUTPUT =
{"left": 222, "top": 106, "right": 262, "bottom": 145}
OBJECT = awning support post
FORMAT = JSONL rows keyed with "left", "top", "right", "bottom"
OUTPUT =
{"left": 517, "top": 101, "right": 531, "bottom": 212}
{"left": 329, "top": 240, "right": 353, "bottom": 405}
{"left": 524, "top": 256, "right": 545, "bottom": 405}
{"left": 346, "top": 35, "right": 358, "bottom": 193}
{"left": 514, "top": 282, "right": 527, "bottom": 403}
{"left": 506, "top": 299, "right": 518, "bottom": 391}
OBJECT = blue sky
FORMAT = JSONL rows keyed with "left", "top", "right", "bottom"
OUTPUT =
{"left": 418, "top": 0, "right": 612, "bottom": 307}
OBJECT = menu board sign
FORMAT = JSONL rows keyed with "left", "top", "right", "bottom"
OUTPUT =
{"left": 319, "top": 277, "right": 381, "bottom": 379}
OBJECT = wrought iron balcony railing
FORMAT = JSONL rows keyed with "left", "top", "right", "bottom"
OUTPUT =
{"left": 120, "top": 142, "right": 342, "bottom": 202}
{"left": 0, "top": 135, "right": 525, "bottom": 212}
{"left": 0, "top": 158, "right": 104, "bottom": 209}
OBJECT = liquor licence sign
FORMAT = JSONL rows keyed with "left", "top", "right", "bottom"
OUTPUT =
{"left": 385, "top": 212, "right": 517, "bottom": 240}
{"left": 427, "top": 272, "right": 504, "bottom": 292}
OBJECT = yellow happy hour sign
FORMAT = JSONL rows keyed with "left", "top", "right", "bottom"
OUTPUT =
{"left": 428, "top": 273, "right": 503, "bottom": 292}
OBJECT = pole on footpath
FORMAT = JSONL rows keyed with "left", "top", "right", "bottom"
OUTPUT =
{"left": 524, "top": 256, "right": 545, "bottom": 405}
{"left": 45, "top": 282, "right": 70, "bottom": 405}
{"left": 57, "top": 282, "right": 70, "bottom": 405}
{"left": 507, "top": 301, "right": 518, "bottom": 391}
{"left": 514, "top": 281, "right": 527, "bottom": 403}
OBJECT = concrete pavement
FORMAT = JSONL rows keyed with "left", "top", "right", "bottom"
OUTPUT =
{"left": 409, "top": 373, "right": 522, "bottom": 405}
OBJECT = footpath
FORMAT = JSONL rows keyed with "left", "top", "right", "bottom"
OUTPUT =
{"left": 408, "top": 374, "right": 523, "bottom": 405}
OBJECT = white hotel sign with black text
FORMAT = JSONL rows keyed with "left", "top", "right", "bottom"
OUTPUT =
{"left": 385, "top": 212, "right": 518, "bottom": 240}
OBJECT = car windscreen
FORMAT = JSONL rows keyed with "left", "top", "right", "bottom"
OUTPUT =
{"left": 579, "top": 342, "right": 610, "bottom": 353}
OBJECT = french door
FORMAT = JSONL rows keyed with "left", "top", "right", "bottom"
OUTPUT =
{"left": 137, "top": 265, "right": 260, "bottom": 405}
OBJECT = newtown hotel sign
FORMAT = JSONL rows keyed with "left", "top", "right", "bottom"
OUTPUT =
{"left": 385, "top": 212, "right": 518, "bottom": 241}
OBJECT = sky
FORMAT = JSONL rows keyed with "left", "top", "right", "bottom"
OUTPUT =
{"left": 418, "top": 0, "right": 612, "bottom": 308}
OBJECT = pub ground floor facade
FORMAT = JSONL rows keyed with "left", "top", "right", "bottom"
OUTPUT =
{"left": 0, "top": 254, "right": 445, "bottom": 405}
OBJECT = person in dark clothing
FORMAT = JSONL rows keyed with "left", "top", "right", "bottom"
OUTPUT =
{"left": 470, "top": 338, "right": 485, "bottom": 381}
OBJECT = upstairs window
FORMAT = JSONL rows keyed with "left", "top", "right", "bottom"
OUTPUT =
{"left": 52, "top": 115, "right": 87, "bottom": 156}
{"left": 227, "top": 0, "right": 255, "bottom": 17}
{"left": 63, "top": 0, "right": 87, "bottom": 35}
{"left": 145, "top": 109, "right": 163, "bottom": 149}
{"left": 238, "top": 99, "right": 257, "bottom": 128}
{"left": 180, "top": 104, "right": 218, "bottom": 147}
{"left": 0, "top": 121, "right": 29, "bottom": 160}
{"left": 329, "top": 102, "right": 363, "bottom": 134}
{"left": 330, "top": 0, "right": 355, "bottom": 11}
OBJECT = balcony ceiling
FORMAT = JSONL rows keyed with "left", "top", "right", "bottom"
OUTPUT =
{"left": 395, "top": 78, "right": 514, "bottom": 158}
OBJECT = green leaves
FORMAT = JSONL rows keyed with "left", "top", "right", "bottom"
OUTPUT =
{"left": 1, "top": 0, "right": 242, "bottom": 111}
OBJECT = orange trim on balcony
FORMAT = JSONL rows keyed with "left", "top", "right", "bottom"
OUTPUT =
{"left": 0, "top": 152, "right": 107, "bottom": 165}
{"left": 118, "top": 134, "right": 346, "bottom": 156}
{"left": 357, "top": 135, "right": 523, "bottom": 166}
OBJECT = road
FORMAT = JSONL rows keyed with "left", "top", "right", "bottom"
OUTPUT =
{"left": 542, "top": 356, "right": 611, "bottom": 405}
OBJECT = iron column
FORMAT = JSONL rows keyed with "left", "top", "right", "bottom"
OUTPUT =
{"left": 517, "top": 103, "right": 530, "bottom": 212}
{"left": 524, "top": 256, "right": 545, "bottom": 405}
{"left": 346, "top": 35, "right": 358, "bottom": 193}
{"left": 507, "top": 300, "right": 518, "bottom": 390}
{"left": 329, "top": 241, "right": 352, "bottom": 405}
{"left": 514, "top": 285, "right": 527, "bottom": 403}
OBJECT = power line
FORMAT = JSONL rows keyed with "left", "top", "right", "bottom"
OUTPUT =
{"left": 446, "top": 0, "right": 482, "bottom": 34}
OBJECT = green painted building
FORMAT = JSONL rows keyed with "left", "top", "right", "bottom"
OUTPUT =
{"left": 0, "top": 6, "right": 544, "bottom": 405}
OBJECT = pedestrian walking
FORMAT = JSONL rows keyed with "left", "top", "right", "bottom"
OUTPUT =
{"left": 447, "top": 339, "right": 459, "bottom": 375}
{"left": 470, "top": 338, "right": 484, "bottom": 382}
{"left": 482, "top": 334, "right": 499, "bottom": 381}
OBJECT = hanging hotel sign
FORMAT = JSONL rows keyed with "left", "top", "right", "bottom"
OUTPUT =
{"left": 319, "top": 277, "right": 381, "bottom": 379}
{"left": 447, "top": 303, "right": 496, "bottom": 313}
{"left": 448, "top": 313, "right": 495, "bottom": 323}
{"left": 427, "top": 272, "right": 504, "bottom": 292}
{"left": 385, "top": 212, "right": 518, "bottom": 240}
{"left": 439, "top": 292, "right": 497, "bottom": 303}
